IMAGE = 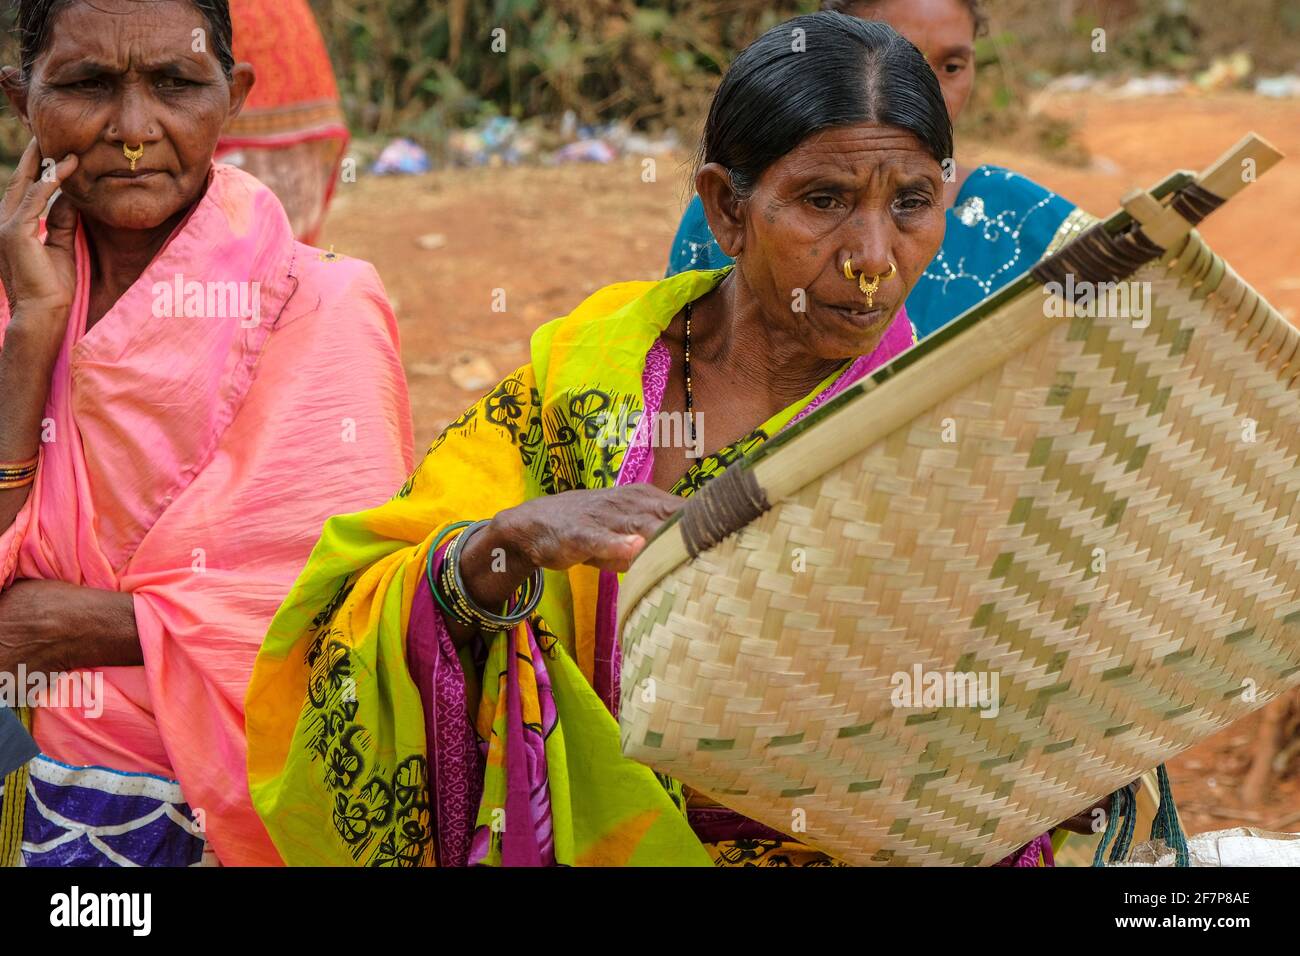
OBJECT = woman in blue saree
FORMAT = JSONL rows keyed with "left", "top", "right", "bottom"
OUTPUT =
{"left": 667, "top": 0, "right": 1092, "bottom": 340}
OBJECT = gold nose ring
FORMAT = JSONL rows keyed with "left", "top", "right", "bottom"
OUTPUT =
{"left": 858, "top": 262, "right": 897, "bottom": 309}
{"left": 124, "top": 143, "right": 145, "bottom": 171}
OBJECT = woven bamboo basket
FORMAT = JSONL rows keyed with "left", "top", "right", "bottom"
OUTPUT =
{"left": 617, "top": 134, "right": 1299, "bottom": 866}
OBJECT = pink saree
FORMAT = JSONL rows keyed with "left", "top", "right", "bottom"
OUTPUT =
{"left": 0, "top": 165, "right": 414, "bottom": 865}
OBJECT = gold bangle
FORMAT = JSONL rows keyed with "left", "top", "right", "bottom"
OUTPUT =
{"left": 0, "top": 455, "right": 38, "bottom": 489}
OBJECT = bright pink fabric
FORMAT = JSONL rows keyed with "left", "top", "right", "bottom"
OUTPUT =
{"left": 0, "top": 165, "right": 415, "bottom": 865}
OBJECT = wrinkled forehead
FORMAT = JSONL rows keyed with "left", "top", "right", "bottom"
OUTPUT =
{"left": 780, "top": 124, "right": 943, "bottom": 177}
{"left": 32, "top": 0, "right": 212, "bottom": 73}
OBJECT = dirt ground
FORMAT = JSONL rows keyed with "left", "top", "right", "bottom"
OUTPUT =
{"left": 321, "top": 91, "right": 1300, "bottom": 839}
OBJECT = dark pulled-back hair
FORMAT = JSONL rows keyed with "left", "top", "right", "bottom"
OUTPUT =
{"left": 13, "top": 0, "right": 236, "bottom": 79}
{"left": 700, "top": 12, "right": 953, "bottom": 199}
{"left": 822, "top": 0, "right": 989, "bottom": 38}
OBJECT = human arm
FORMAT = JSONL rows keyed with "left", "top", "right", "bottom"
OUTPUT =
{"left": 0, "top": 141, "right": 78, "bottom": 537}
{"left": 444, "top": 484, "right": 684, "bottom": 649}
{"left": 0, "top": 579, "right": 139, "bottom": 674}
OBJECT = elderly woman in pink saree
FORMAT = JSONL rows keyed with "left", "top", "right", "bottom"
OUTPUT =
{"left": 0, "top": 0, "right": 412, "bottom": 867}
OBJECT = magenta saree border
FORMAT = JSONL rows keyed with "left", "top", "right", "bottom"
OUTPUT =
{"left": 593, "top": 339, "right": 672, "bottom": 715}
{"left": 407, "top": 565, "right": 482, "bottom": 866}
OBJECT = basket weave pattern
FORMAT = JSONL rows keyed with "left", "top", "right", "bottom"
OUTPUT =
{"left": 620, "top": 232, "right": 1300, "bottom": 865}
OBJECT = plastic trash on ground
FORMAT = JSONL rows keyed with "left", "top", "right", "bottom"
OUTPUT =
{"left": 371, "top": 137, "right": 432, "bottom": 176}
{"left": 553, "top": 139, "right": 618, "bottom": 165}
{"left": 1256, "top": 75, "right": 1300, "bottom": 98}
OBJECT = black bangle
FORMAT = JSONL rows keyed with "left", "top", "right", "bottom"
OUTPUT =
{"left": 439, "top": 519, "right": 544, "bottom": 632}
{"left": 426, "top": 521, "right": 475, "bottom": 620}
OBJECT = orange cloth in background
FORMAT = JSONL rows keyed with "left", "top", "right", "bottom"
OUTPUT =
{"left": 0, "top": 165, "right": 413, "bottom": 865}
{"left": 219, "top": 0, "right": 350, "bottom": 243}
{"left": 229, "top": 0, "right": 342, "bottom": 115}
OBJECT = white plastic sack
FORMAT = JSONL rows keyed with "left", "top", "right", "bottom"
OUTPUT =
{"left": 1115, "top": 828, "right": 1300, "bottom": 867}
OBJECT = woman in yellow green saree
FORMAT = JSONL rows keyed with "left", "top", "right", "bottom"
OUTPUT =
{"left": 245, "top": 12, "right": 1121, "bottom": 867}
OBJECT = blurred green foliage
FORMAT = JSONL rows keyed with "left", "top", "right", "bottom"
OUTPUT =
{"left": 308, "top": 0, "right": 817, "bottom": 140}
{"left": 985, "top": 0, "right": 1297, "bottom": 79}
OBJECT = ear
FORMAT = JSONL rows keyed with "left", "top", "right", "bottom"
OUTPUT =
{"left": 695, "top": 162, "right": 748, "bottom": 259}
{"left": 0, "top": 67, "right": 33, "bottom": 133}
{"left": 224, "top": 63, "right": 256, "bottom": 124}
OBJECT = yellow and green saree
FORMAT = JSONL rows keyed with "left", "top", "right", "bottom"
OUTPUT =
{"left": 244, "top": 266, "right": 928, "bottom": 866}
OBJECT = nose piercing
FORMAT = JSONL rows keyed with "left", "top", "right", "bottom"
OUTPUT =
{"left": 858, "top": 263, "right": 896, "bottom": 308}
{"left": 843, "top": 260, "right": 897, "bottom": 308}
{"left": 123, "top": 143, "right": 145, "bottom": 171}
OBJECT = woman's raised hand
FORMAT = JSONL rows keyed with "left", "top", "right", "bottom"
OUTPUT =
{"left": 456, "top": 485, "right": 686, "bottom": 615}
{"left": 0, "top": 139, "right": 78, "bottom": 335}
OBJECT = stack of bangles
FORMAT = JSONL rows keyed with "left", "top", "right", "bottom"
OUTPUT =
{"left": 426, "top": 519, "right": 544, "bottom": 633}
{"left": 0, "top": 454, "right": 38, "bottom": 490}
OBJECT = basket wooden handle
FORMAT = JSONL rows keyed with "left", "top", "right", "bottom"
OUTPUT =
{"left": 1034, "top": 131, "right": 1284, "bottom": 292}
{"left": 1125, "top": 132, "right": 1285, "bottom": 247}
{"left": 1194, "top": 131, "right": 1284, "bottom": 202}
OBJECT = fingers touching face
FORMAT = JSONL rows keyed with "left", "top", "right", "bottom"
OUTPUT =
{"left": 12, "top": 0, "right": 253, "bottom": 232}
{"left": 0, "top": 139, "right": 78, "bottom": 225}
